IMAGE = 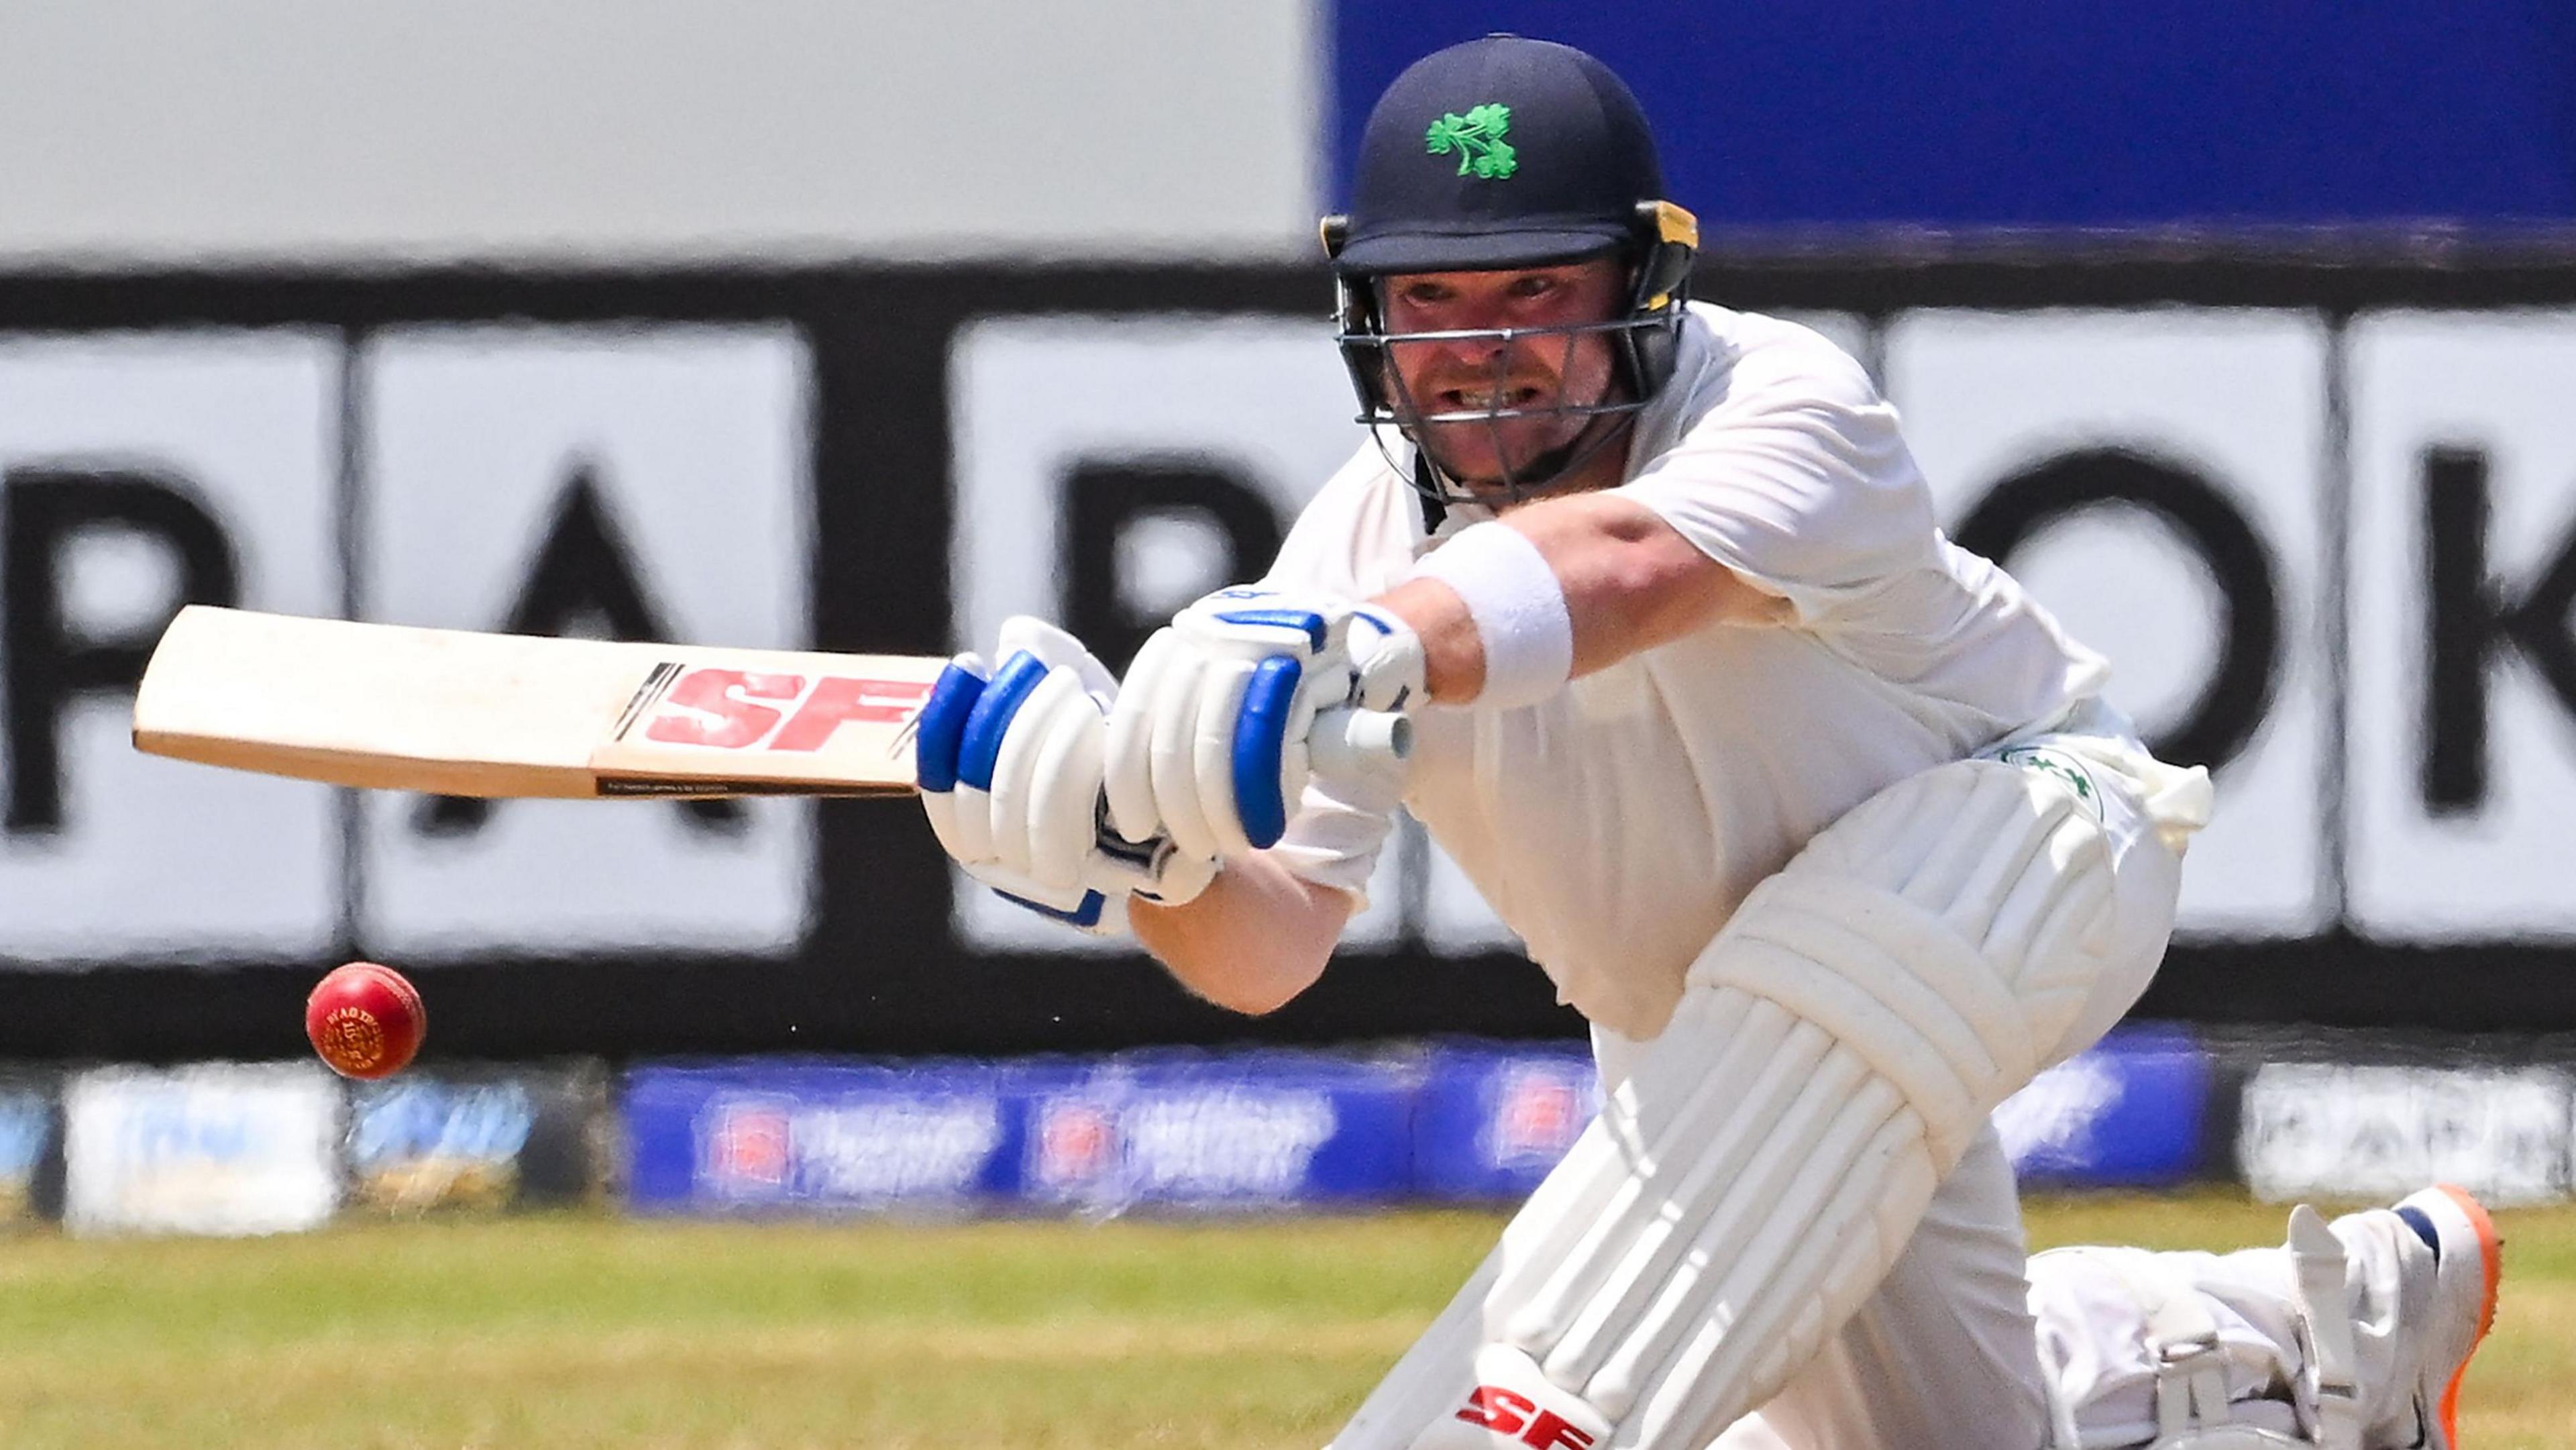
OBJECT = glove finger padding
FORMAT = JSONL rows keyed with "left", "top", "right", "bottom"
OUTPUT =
{"left": 1106, "top": 588, "right": 1417, "bottom": 863}
{"left": 994, "top": 615, "right": 1120, "bottom": 880}
{"left": 1184, "top": 654, "right": 1263, "bottom": 858}
{"left": 1145, "top": 644, "right": 1226, "bottom": 861}
{"left": 1172, "top": 596, "right": 1359, "bottom": 854}
{"left": 1188, "top": 654, "right": 1316, "bottom": 855}
{"left": 996, "top": 614, "right": 1118, "bottom": 701}
{"left": 1022, "top": 680, "right": 1107, "bottom": 890}
{"left": 1104, "top": 626, "right": 1184, "bottom": 845}
{"left": 922, "top": 623, "right": 1222, "bottom": 937}
{"left": 949, "top": 650, "right": 1055, "bottom": 864}
{"left": 916, "top": 652, "right": 991, "bottom": 864}
{"left": 1244, "top": 654, "right": 1320, "bottom": 851}
{"left": 983, "top": 663, "right": 1090, "bottom": 880}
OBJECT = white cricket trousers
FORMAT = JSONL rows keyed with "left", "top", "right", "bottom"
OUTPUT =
{"left": 1700, "top": 1121, "right": 2055, "bottom": 1449}
{"left": 1684, "top": 1133, "right": 2428, "bottom": 1450}
{"left": 1589, "top": 706, "right": 2209, "bottom": 1450}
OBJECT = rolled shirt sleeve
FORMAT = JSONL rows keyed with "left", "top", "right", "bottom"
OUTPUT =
{"left": 1617, "top": 329, "right": 1937, "bottom": 629}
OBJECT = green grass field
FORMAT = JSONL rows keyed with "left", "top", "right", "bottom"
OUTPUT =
{"left": 0, "top": 1192, "right": 2564, "bottom": 1448}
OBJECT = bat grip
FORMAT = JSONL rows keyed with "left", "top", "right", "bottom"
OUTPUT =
{"left": 1307, "top": 706, "right": 1412, "bottom": 792}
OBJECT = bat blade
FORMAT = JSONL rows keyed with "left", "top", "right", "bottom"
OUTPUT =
{"left": 132, "top": 606, "right": 945, "bottom": 798}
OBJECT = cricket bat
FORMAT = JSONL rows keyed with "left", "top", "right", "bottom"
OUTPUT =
{"left": 131, "top": 605, "right": 1406, "bottom": 799}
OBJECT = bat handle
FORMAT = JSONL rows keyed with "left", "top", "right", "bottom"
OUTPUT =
{"left": 1307, "top": 706, "right": 1412, "bottom": 792}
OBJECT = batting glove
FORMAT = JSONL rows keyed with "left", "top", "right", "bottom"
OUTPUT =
{"left": 916, "top": 616, "right": 1215, "bottom": 935}
{"left": 1102, "top": 588, "right": 1425, "bottom": 861}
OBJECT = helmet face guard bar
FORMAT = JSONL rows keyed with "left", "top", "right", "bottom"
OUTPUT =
{"left": 1323, "top": 201, "right": 1699, "bottom": 507}
{"left": 1334, "top": 311, "right": 1667, "bottom": 505}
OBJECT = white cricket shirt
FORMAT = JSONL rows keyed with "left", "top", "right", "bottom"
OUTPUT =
{"left": 1263, "top": 303, "right": 2120, "bottom": 1040}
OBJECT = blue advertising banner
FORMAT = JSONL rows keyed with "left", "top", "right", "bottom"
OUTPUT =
{"left": 1995, "top": 1025, "right": 2213, "bottom": 1188}
{"left": 627, "top": 1032, "right": 2217, "bottom": 1215}
{"left": 1019, "top": 1050, "right": 1413, "bottom": 1213}
{"left": 1413, "top": 1043, "right": 1601, "bottom": 1202}
{"left": 626, "top": 1050, "right": 1416, "bottom": 1215}
{"left": 625, "top": 1060, "right": 1036, "bottom": 1213}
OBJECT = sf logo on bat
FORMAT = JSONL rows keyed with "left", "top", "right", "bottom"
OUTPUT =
{"left": 612, "top": 664, "right": 933, "bottom": 758}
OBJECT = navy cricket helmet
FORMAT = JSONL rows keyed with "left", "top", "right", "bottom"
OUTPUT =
{"left": 1321, "top": 35, "right": 1699, "bottom": 505}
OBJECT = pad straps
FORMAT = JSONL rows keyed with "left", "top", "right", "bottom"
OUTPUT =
{"left": 2287, "top": 1206, "right": 2363, "bottom": 1450}
{"left": 2077, "top": 1214, "right": 2358, "bottom": 1450}
{"left": 2097, "top": 1252, "right": 2237, "bottom": 1444}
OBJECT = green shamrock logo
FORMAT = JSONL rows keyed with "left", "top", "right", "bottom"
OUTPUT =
{"left": 1426, "top": 103, "right": 1517, "bottom": 179}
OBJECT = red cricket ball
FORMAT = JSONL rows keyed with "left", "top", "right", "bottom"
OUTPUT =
{"left": 305, "top": 961, "right": 426, "bottom": 1080}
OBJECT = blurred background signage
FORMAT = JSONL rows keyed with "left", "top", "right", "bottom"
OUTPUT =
{"left": 3, "top": 0, "right": 2575, "bottom": 1061}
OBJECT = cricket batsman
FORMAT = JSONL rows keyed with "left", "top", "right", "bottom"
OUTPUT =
{"left": 914, "top": 34, "right": 2501, "bottom": 1450}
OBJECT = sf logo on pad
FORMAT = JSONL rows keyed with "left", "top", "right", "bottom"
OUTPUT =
{"left": 1454, "top": 1387, "right": 1596, "bottom": 1449}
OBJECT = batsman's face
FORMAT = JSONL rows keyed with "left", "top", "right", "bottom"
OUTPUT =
{"left": 1378, "top": 258, "right": 1627, "bottom": 491}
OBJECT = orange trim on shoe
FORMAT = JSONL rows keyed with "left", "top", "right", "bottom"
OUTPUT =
{"left": 2432, "top": 1183, "right": 2503, "bottom": 1446}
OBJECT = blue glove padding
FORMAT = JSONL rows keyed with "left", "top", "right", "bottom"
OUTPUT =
{"left": 1102, "top": 588, "right": 1424, "bottom": 860}
{"left": 917, "top": 616, "right": 1214, "bottom": 934}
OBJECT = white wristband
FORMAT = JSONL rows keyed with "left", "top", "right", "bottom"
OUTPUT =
{"left": 1404, "top": 521, "right": 1574, "bottom": 709}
